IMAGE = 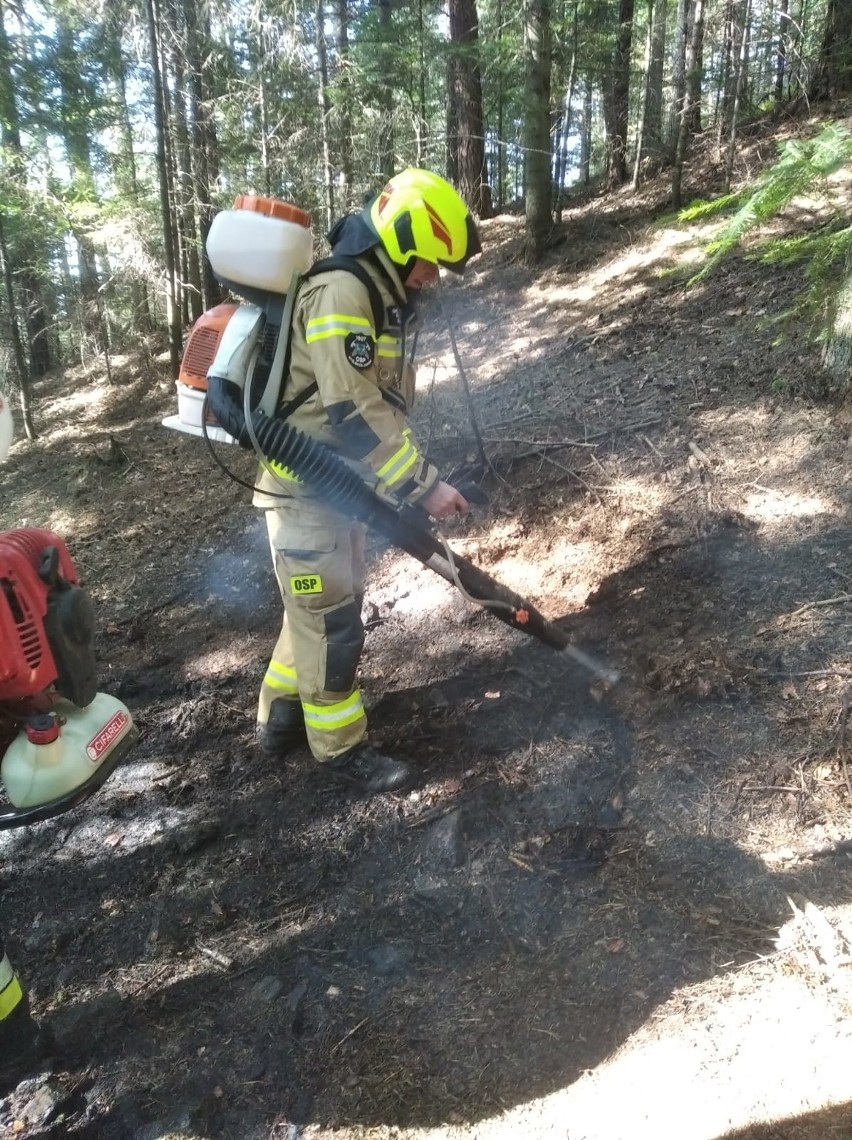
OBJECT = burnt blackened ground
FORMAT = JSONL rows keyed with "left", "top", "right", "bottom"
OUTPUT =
{"left": 4, "top": 149, "right": 852, "bottom": 1137}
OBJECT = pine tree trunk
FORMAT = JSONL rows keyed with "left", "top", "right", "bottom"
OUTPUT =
{"left": 183, "top": 0, "right": 223, "bottom": 311}
{"left": 725, "top": 0, "right": 752, "bottom": 191}
{"left": 671, "top": 0, "right": 704, "bottom": 208}
{"left": 172, "top": 44, "right": 203, "bottom": 324}
{"left": 809, "top": 0, "right": 852, "bottom": 100}
{"left": 666, "top": 0, "right": 689, "bottom": 157}
{"left": 786, "top": 0, "right": 804, "bottom": 96}
{"left": 316, "top": 0, "right": 335, "bottom": 230}
{"left": 775, "top": 0, "right": 789, "bottom": 102}
{"left": 416, "top": 0, "right": 428, "bottom": 166}
{"left": 377, "top": 0, "right": 395, "bottom": 178}
{"left": 333, "top": 0, "right": 353, "bottom": 209}
{"left": 56, "top": 17, "right": 103, "bottom": 352}
{"left": 111, "top": 28, "right": 153, "bottom": 334}
{"left": 581, "top": 80, "right": 592, "bottom": 184}
{"left": 523, "top": 0, "right": 552, "bottom": 264}
{"left": 825, "top": 258, "right": 852, "bottom": 394}
{"left": 553, "top": 0, "right": 579, "bottom": 201}
{"left": 605, "top": 0, "right": 634, "bottom": 186}
{"left": 0, "top": 215, "right": 35, "bottom": 440}
{"left": 447, "top": 0, "right": 489, "bottom": 216}
{"left": 0, "top": 3, "right": 52, "bottom": 378}
{"left": 146, "top": 0, "right": 182, "bottom": 377}
{"left": 633, "top": 0, "right": 666, "bottom": 184}
{"left": 495, "top": 0, "right": 506, "bottom": 210}
{"left": 685, "top": 0, "right": 704, "bottom": 135}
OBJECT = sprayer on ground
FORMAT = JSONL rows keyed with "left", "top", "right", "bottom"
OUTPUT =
{"left": 0, "top": 525, "right": 139, "bottom": 829}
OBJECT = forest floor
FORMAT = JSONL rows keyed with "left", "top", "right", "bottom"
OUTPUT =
{"left": 4, "top": 109, "right": 852, "bottom": 1140}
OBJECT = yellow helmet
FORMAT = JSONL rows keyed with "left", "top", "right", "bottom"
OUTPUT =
{"left": 368, "top": 168, "right": 481, "bottom": 275}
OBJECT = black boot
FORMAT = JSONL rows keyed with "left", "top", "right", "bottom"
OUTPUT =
{"left": 325, "top": 744, "right": 414, "bottom": 793}
{"left": 256, "top": 698, "right": 306, "bottom": 758}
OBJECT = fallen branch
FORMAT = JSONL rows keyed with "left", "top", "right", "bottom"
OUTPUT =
{"left": 787, "top": 593, "right": 852, "bottom": 619}
{"left": 688, "top": 440, "right": 712, "bottom": 466}
{"left": 197, "top": 943, "right": 236, "bottom": 970}
{"left": 330, "top": 1017, "right": 370, "bottom": 1055}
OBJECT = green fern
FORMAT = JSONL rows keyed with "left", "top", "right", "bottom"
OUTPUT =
{"left": 677, "top": 190, "right": 747, "bottom": 222}
{"left": 685, "top": 123, "right": 852, "bottom": 285}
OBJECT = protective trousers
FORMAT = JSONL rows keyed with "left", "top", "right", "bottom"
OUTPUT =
{"left": 257, "top": 498, "right": 368, "bottom": 762}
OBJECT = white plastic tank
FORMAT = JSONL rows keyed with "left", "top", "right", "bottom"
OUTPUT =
{"left": 1, "top": 693, "right": 135, "bottom": 808}
{"left": 206, "top": 195, "right": 313, "bottom": 294}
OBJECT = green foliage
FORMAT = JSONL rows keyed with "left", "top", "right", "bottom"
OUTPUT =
{"left": 685, "top": 123, "right": 852, "bottom": 284}
{"left": 676, "top": 190, "right": 747, "bottom": 222}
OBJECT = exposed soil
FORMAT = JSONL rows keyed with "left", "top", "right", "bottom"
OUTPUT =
{"left": 4, "top": 125, "right": 852, "bottom": 1140}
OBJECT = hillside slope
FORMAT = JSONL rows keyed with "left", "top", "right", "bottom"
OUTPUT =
{"left": 2, "top": 112, "right": 852, "bottom": 1139}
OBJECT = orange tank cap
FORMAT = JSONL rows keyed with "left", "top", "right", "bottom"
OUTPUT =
{"left": 232, "top": 195, "right": 312, "bottom": 228}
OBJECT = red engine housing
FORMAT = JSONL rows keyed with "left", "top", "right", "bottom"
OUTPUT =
{"left": 0, "top": 528, "right": 97, "bottom": 716}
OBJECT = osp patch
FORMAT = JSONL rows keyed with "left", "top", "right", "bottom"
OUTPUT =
{"left": 291, "top": 574, "right": 324, "bottom": 595}
{"left": 345, "top": 332, "right": 375, "bottom": 370}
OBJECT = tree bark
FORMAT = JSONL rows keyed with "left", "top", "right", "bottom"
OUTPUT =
{"left": 332, "top": 0, "right": 353, "bottom": 209}
{"left": 183, "top": 0, "right": 223, "bottom": 311}
{"left": 316, "top": 0, "right": 335, "bottom": 230}
{"left": 523, "top": 0, "right": 552, "bottom": 264}
{"left": 775, "top": 0, "right": 789, "bottom": 103}
{"left": 554, "top": 1, "right": 579, "bottom": 200}
{"left": 0, "top": 2, "right": 52, "bottom": 378}
{"left": 447, "top": 0, "right": 489, "bottom": 216}
{"left": 605, "top": 0, "right": 634, "bottom": 186}
{"left": 666, "top": 0, "right": 689, "bottom": 157}
{"left": 671, "top": 0, "right": 704, "bottom": 208}
{"left": 824, "top": 257, "right": 852, "bottom": 395}
{"left": 146, "top": 0, "right": 182, "bottom": 377}
{"left": 56, "top": 15, "right": 103, "bottom": 352}
{"left": 580, "top": 79, "right": 592, "bottom": 185}
{"left": 724, "top": 0, "right": 752, "bottom": 191}
{"left": 633, "top": 0, "right": 666, "bottom": 184}
{"left": 0, "top": 214, "right": 35, "bottom": 440}
{"left": 809, "top": 0, "right": 852, "bottom": 101}
{"left": 376, "top": 0, "right": 395, "bottom": 178}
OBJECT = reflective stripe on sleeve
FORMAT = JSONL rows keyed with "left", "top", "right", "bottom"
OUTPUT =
{"left": 306, "top": 314, "right": 373, "bottom": 343}
{"left": 376, "top": 436, "right": 419, "bottom": 487}
{"left": 302, "top": 691, "right": 366, "bottom": 732}
{"left": 263, "top": 660, "right": 299, "bottom": 695}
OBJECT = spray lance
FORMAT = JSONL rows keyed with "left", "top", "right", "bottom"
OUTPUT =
{"left": 205, "top": 338, "right": 620, "bottom": 687}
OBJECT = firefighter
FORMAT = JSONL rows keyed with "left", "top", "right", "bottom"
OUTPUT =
{"left": 254, "top": 168, "right": 482, "bottom": 793}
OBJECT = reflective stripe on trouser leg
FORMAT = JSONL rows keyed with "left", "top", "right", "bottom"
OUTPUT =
{"left": 266, "top": 502, "right": 369, "bottom": 761}
{"left": 0, "top": 950, "right": 24, "bottom": 1021}
{"left": 257, "top": 624, "right": 300, "bottom": 726}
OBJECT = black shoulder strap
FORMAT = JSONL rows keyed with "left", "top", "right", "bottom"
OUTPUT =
{"left": 277, "top": 255, "right": 390, "bottom": 421}
{"left": 305, "top": 255, "right": 387, "bottom": 337}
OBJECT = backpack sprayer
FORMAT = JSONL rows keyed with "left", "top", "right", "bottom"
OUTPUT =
{"left": 164, "top": 196, "right": 619, "bottom": 686}
{"left": 0, "top": 533, "right": 138, "bottom": 829}
{"left": 0, "top": 395, "right": 138, "bottom": 830}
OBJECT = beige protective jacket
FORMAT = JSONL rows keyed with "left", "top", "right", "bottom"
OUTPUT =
{"left": 252, "top": 247, "right": 439, "bottom": 511}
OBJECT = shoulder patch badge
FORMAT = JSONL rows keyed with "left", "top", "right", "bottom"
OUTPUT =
{"left": 345, "top": 332, "right": 375, "bottom": 370}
